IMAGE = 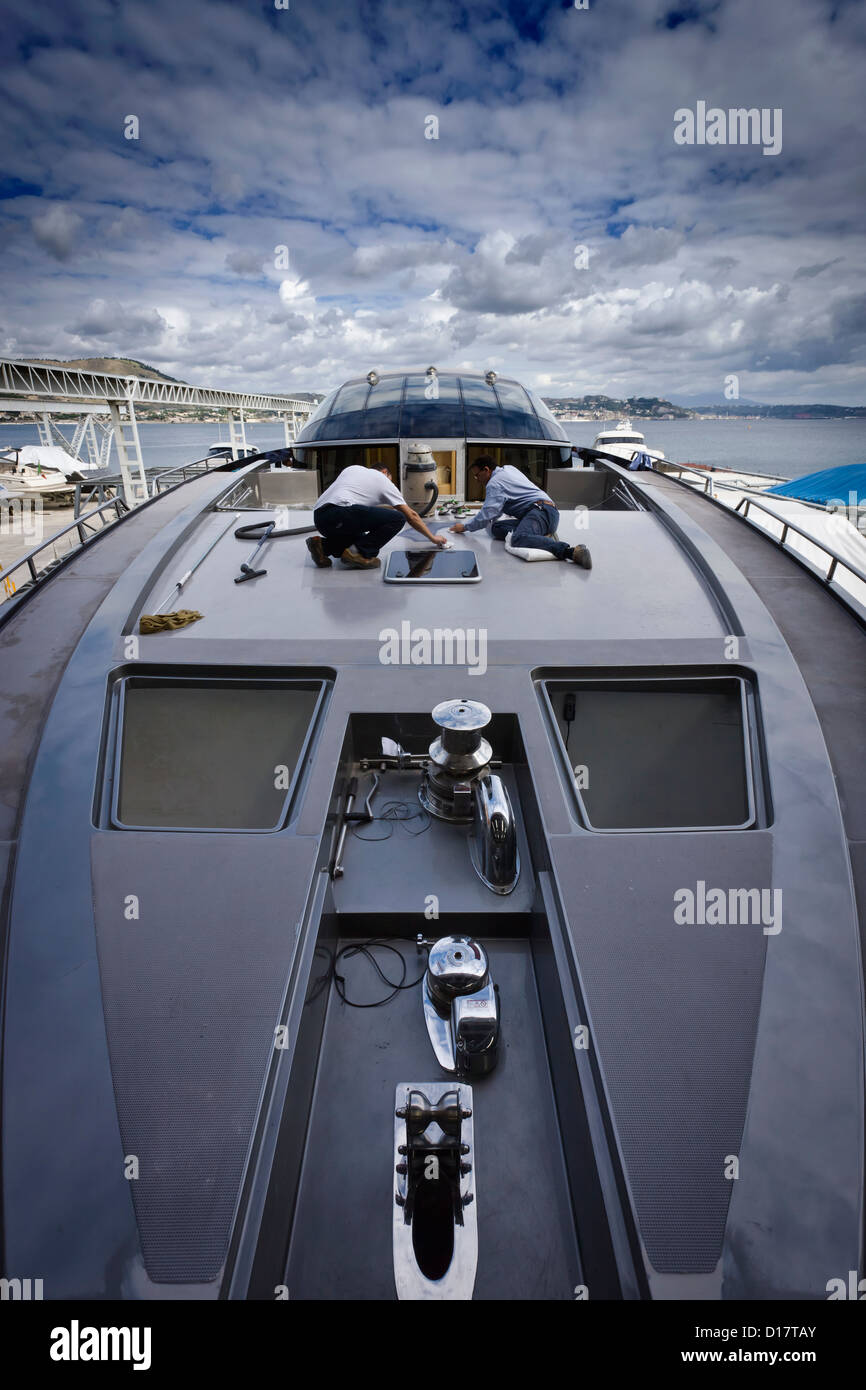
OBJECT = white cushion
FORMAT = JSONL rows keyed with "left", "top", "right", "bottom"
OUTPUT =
{"left": 504, "top": 531, "right": 557, "bottom": 562}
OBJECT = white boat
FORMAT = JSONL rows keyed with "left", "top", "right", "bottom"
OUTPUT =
{"left": 593, "top": 419, "right": 666, "bottom": 464}
{"left": 0, "top": 444, "right": 92, "bottom": 505}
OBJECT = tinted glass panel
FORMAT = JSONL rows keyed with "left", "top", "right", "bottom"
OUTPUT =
{"left": 401, "top": 373, "right": 463, "bottom": 436}
{"left": 316, "top": 379, "right": 372, "bottom": 441}
{"left": 360, "top": 375, "right": 405, "bottom": 438}
{"left": 296, "top": 388, "right": 340, "bottom": 442}
{"left": 459, "top": 376, "right": 504, "bottom": 438}
{"left": 493, "top": 379, "right": 544, "bottom": 439}
{"left": 526, "top": 390, "right": 570, "bottom": 442}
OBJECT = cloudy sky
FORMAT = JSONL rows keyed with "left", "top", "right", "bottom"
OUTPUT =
{"left": 1, "top": 0, "right": 864, "bottom": 402}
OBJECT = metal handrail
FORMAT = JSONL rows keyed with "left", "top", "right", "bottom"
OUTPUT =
{"left": 657, "top": 461, "right": 714, "bottom": 493}
{"left": 0, "top": 497, "right": 128, "bottom": 602}
{"left": 152, "top": 455, "right": 223, "bottom": 494}
{"left": 734, "top": 494, "right": 866, "bottom": 590}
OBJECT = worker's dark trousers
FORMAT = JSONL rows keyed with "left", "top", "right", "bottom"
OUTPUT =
{"left": 491, "top": 502, "right": 572, "bottom": 559}
{"left": 314, "top": 503, "right": 404, "bottom": 558}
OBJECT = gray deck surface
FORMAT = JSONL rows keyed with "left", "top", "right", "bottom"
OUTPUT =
{"left": 136, "top": 509, "right": 726, "bottom": 645}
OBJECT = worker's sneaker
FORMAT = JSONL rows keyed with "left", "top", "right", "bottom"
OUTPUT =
{"left": 569, "top": 545, "right": 593, "bottom": 570}
{"left": 340, "top": 547, "right": 380, "bottom": 569}
{"left": 306, "top": 535, "right": 331, "bottom": 568}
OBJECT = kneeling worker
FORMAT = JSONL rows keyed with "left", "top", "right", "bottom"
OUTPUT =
{"left": 306, "top": 464, "right": 446, "bottom": 569}
{"left": 450, "top": 455, "right": 592, "bottom": 568}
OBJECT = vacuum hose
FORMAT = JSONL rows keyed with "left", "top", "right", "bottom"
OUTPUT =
{"left": 418, "top": 479, "right": 439, "bottom": 517}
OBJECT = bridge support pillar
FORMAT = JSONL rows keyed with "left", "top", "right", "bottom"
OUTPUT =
{"left": 108, "top": 397, "right": 148, "bottom": 506}
{"left": 228, "top": 409, "right": 247, "bottom": 459}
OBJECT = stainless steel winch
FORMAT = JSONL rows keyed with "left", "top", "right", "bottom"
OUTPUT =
{"left": 419, "top": 699, "right": 520, "bottom": 895}
{"left": 419, "top": 698, "right": 494, "bottom": 822}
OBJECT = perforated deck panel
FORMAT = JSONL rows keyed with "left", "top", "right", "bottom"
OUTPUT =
{"left": 91, "top": 833, "right": 317, "bottom": 1282}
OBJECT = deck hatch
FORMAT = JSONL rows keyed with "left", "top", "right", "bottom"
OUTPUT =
{"left": 383, "top": 549, "right": 481, "bottom": 582}
{"left": 543, "top": 676, "right": 757, "bottom": 832}
{"left": 110, "top": 675, "right": 324, "bottom": 831}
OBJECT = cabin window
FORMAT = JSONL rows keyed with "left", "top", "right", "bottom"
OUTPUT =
{"left": 460, "top": 376, "right": 503, "bottom": 438}
{"left": 493, "top": 379, "right": 544, "bottom": 439}
{"left": 316, "top": 380, "right": 372, "bottom": 441}
{"left": 302, "top": 387, "right": 340, "bottom": 432}
{"left": 312, "top": 444, "right": 400, "bottom": 490}
{"left": 526, "top": 391, "right": 570, "bottom": 442}
{"left": 465, "top": 445, "right": 560, "bottom": 499}
{"left": 110, "top": 677, "right": 324, "bottom": 831}
{"left": 361, "top": 375, "right": 405, "bottom": 438}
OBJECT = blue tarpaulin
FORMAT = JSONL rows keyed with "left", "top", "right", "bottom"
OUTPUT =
{"left": 766, "top": 463, "right": 866, "bottom": 505}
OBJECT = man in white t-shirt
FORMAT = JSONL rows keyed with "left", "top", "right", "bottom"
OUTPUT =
{"left": 307, "top": 465, "right": 446, "bottom": 569}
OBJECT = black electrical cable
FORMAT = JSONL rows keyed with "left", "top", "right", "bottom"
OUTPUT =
{"left": 351, "top": 799, "right": 431, "bottom": 842}
{"left": 333, "top": 939, "right": 429, "bottom": 1008}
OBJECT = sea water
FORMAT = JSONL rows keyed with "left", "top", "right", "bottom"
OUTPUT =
{"left": 564, "top": 417, "right": 866, "bottom": 481}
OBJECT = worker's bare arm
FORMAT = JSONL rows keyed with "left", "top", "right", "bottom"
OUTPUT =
{"left": 397, "top": 503, "right": 446, "bottom": 546}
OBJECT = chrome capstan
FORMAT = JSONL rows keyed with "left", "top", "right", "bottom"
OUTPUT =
{"left": 419, "top": 698, "right": 520, "bottom": 895}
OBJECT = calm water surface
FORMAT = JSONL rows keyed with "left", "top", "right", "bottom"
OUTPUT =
{"left": 563, "top": 417, "right": 866, "bottom": 479}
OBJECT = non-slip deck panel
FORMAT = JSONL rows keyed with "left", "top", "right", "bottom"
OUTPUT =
{"left": 91, "top": 832, "right": 317, "bottom": 1282}
{"left": 552, "top": 831, "right": 772, "bottom": 1274}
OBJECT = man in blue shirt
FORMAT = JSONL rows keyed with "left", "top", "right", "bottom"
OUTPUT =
{"left": 450, "top": 456, "right": 592, "bottom": 568}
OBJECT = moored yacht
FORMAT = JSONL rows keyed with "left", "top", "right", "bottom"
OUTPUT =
{"left": 592, "top": 418, "right": 666, "bottom": 464}
{"left": 0, "top": 366, "right": 863, "bottom": 1302}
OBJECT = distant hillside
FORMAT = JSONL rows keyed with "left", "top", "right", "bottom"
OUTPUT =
{"left": 689, "top": 402, "right": 866, "bottom": 419}
{"left": 25, "top": 356, "right": 185, "bottom": 383}
{"left": 543, "top": 393, "right": 866, "bottom": 420}
{"left": 670, "top": 393, "right": 766, "bottom": 409}
{"left": 542, "top": 394, "right": 691, "bottom": 420}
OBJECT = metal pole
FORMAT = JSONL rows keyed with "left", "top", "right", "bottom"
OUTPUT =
{"left": 153, "top": 516, "right": 236, "bottom": 613}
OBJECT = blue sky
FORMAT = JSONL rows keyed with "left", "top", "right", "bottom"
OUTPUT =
{"left": 0, "top": 0, "right": 864, "bottom": 402}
